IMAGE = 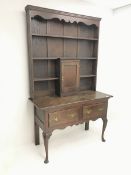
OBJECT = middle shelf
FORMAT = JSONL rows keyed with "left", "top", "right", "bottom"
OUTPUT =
{"left": 33, "top": 75, "right": 96, "bottom": 82}
{"left": 33, "top": 58, "right": 97, "bottom": 82}
{"left": 32, "top": 35, "right": 98, "bottom": 58}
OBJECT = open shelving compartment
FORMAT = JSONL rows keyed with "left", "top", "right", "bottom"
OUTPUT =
{"left": 29, "top": 14, "right": 99, "bottom": 98}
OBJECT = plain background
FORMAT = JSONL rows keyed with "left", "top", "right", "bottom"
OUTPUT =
{"left": 0, "top": 1, "right": 131, "bottom": 175}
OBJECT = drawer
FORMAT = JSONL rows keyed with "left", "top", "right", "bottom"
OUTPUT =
{"left": 49, "top": 107, "right": 80, "bottom": 127}
{"left": 83, "top": 102, "right": 107, "bottom": 120}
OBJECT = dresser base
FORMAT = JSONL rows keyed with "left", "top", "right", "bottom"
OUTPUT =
{"left": 33, "top": 90, "right": 112, "bottom": 163}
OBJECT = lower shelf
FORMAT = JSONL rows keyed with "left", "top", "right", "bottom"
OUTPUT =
{"left": 80, "top": 75, "right": 96, "bottom": 78}
{"left": 34, "top": 77, "right": 59, "bottom": 81}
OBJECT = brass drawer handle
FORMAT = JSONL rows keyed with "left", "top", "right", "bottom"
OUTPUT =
{"left": 62, "top": 76, "right": 64, "bottom": 81}
{"left": 54, "top": 116, "right": 58, "bottom": 122}
{"left": 98, "top": 108, "right": 104, "bottom": 111}
{"left": 85, "top": 109, "right": 92, "bottom": 114}
{"left": 69, "top": 114, "right": 76, "bottom": 118}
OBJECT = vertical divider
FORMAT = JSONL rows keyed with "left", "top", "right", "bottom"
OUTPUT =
{"left": 29, "top": 15, "right": 35, "bottom": 99}
{"left": 76, "top": 23, "right": 78, "bottom": 59}
{"left": 92, "top": 25, "right": 98, "bottom": 90}
{"left": 76, "top": 23, "right": 80, "bottom": 92}
{"left": 46, "top": 20, "right": 50, "bottom": 95}
{"left": 63, "top": 21, "right": 65, "bottom": 58}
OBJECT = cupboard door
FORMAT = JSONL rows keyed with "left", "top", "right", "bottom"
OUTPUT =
{"left": 60, "top": 60, "right": 80, "bottom": 96}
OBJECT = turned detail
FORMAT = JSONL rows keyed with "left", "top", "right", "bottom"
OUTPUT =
{"left": 43, "top": 132, "right": 52, "bottom": 163}
{"left": 101, "top": 118, "right": 108, "bottom": 142}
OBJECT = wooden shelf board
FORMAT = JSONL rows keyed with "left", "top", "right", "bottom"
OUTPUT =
{"left": 33, "top": 57, "right": 57, "bottom": 60}
{"left": 32, "top": 33, "right": 98, "bottom": 41}
{"left": 34, "top": 77, "right": 59, "bottom": 81}
{"left": 33, "top": 57, "right": 97, "bottom": 60}
{"left": 79, "top": 57, "right": 97, "bottom": 60}
{"left": 80, "top": 75, "right": 96, "bottom": 78}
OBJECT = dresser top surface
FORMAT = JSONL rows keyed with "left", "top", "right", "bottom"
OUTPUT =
{"left": 33, "top": 90, "right": 112, "bottom": 109}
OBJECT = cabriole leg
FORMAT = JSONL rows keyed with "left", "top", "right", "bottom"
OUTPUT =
{"left": 43, "top": 132, "right": 52, "bottom": 163}
{"left": 102, "top": 118, "right": 108, "bottom": 142}
{"left": 34, "top": 121, "right": 40, "bottom": 145}
{"left": 85, "top": 121, "right": 89, "bottom": 130}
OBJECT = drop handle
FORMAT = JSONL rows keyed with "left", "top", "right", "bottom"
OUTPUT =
{"left": 69, "top": 114, "right": 75, "bottom": 118}
{"left": 98, "top": 108, "right": 104, "bottom": 111}
{"left": 86, "top": 109, "right": 92, "bottom": 114}
{"left": 54, "top": 116, "right": 58, "bottom": 121}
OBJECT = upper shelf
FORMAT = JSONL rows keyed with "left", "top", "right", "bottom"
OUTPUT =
{"left": 32, "top": 33, "right": 98, "bottom": 41}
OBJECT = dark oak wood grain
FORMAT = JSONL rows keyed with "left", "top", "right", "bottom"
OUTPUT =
{"left": 25, "top": 5, "right": 112, "bottom": 163}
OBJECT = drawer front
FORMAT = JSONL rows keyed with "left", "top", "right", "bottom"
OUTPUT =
{"left": 83, "top": 102, "right": 107, "bottom": 120}
{"left": 49, "top": 107, "right": 80, "bottom": 127}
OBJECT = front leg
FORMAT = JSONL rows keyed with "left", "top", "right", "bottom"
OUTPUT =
{"left": 34, "top": 121, "right": 40, "bottom": 145}
{"left": 101, "top": 118, "right": 108, "bottom": 142}
{"left": 34, "top": 107, "right": 40, "bottom": 145}
{"left": 43, "top": 132, "right": 52, "bottom": 163}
